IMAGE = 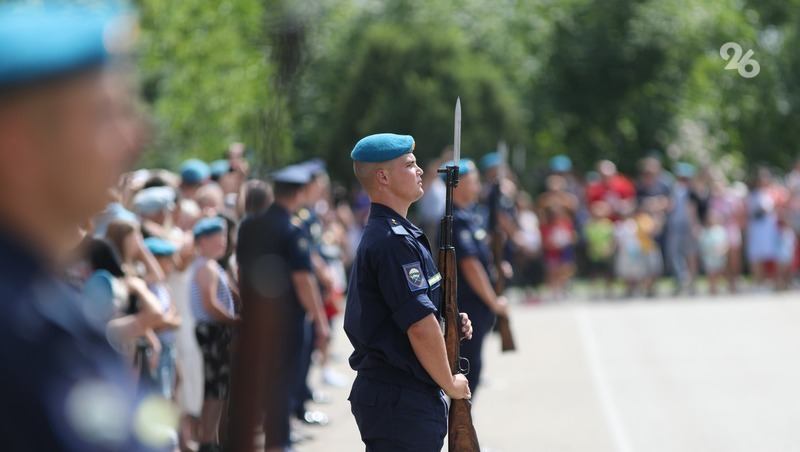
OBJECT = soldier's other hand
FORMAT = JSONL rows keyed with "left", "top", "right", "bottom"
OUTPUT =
{"left": 314, "top": 319, "right": 331, "bottom": 350}
{"left": 446, "top": 374, "right": 471, "bottom": 400}
{"left": 493, "top": 295, "right": 509, "bottom": 317}
{"left": 459, "top": 313, "right": 473, "bottom": 340}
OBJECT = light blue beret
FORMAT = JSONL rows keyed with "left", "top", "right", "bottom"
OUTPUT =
{"left": 271, "top": 164, "right": 311, "bottom": 185}
{"left": 210, "top": 159, "right": 230, "bottom": 178}
{"left": 144, "top": 237, "right": 177, "bottom": 257}
{"left": 193, "top": 216, "right": 226, "bottom": 239}
{"left": 479, "top": 152, "right": 501, "bottom": 171}
{"left": 82, "top": 270, "right": 122, "bottom": 325}
{"left": 351, "top": 133, "right": 415, "bottom": 163}
{"left": 673, "top": 162, "right": 696, "bottom": 179}
{"left": 550, "top": 155, "right": 572, "bottom": 172}
{"left": 0, "top": 3, "right": 133, "bottom": 88}
{"left": 132, "top": 186, "right": 175, "bottom": 215}
{"left": 180, "top": 159, "right": 211, "bottom": 185}
{"left": 439, "top": 158, "right": 476, "bottom": 180}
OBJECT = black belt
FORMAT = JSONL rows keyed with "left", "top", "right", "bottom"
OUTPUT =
{"left": 357, "top": 368, "right": 442, "bottom": 396}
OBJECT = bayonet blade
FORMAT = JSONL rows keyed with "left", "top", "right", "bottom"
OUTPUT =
{"left": 454, "top": 98, "right": 461, "bottom": 164}
{"left": 498, "top": 140, "right": 507, "bottom": 181}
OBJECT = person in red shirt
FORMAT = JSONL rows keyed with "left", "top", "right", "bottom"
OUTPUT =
{"left": 539, "top": 205, "right": 576, "bottom": 299}
{"left": 586, "top": 160, "right": 636, "bottom": 220}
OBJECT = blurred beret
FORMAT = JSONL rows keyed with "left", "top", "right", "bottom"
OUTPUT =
{"left": 549, "top": 155, "right": 572, "bottom": 172}
{"left": 351, "top": 133, "right": 415, "bottom": 163}
{"left": 82, "top": 269, "right": 127, "bottom": 325}
{"left": 132, "top": 186, "right": 175, "bottom": 215}
{"left": 479, "top": 152, "right": 501, "bottom": 171}
{"left": 193, "top": 216, "right": 225, "bottom": 239}
{"left": 271, "top": 164, "right": 311, "bottom": 186}
{"left": 0, "top": 3, "right": 135, "bottom": 88}
{"left": 210, "top": 159, "right": 230, "bottom": 179}
{"left": 439, "top": 158, "right": 476, "bottom": 180}
{"left": 673, "top": 162, "right": 696, "bottom": 179}
{"left": 144, "top": 237, "right": 176, "bottom": 257}
{"left": 299, "top": 158, "right": 326, "bottom": 176}
{"left": 179, "top": 159, "right": 211, "bottom": 185}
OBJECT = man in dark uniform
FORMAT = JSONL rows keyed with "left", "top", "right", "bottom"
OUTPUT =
{"left": 345, "top": 133, "right": 474, "bottom": 451}
{"left": 444, "top": 159, "right": 508, "bottom": 397}
{"left": 0, "top": 3, "right": 155, "bottom": 451}
{"left": 233, "top": 164, "right": 330, "bottom": 452}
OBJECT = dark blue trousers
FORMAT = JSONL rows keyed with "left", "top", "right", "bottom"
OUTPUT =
{"left": 349, "top": 376, "right": 447, "bottom": 451}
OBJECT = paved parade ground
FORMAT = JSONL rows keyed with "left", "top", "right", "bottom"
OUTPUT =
{"left": 299, "top": 290, "right": 800, "bottom": 452}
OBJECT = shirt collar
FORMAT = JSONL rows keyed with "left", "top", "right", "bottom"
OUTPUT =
{"left": 369, "top": 203, "right": 422, "bottom": 237}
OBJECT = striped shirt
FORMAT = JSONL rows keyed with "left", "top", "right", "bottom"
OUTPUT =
{"left": 189, "top": 257, "right": 235, "bottom": 323}
{"left": 147, "top": 282, "right": 176, "bottom": 343}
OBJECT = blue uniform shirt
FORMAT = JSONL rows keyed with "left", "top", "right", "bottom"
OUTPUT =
{"left": 0, "top": 229, "right": 152, "bottom": 451}
{"left": 451, "top": 204, "right": 494, "bottom": 322}
{"left": 344, "top": 203, "right": 443, "bottom": 388}
{"left": 236, "top": 203, "right": 313, "bottom": 325}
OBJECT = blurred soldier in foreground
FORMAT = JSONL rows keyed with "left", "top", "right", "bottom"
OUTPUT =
{"left": 344, "top": 133, "right": 473, "bottom": 451}
{"left": 0, "top": 3, "right": 155, "bottom": 450}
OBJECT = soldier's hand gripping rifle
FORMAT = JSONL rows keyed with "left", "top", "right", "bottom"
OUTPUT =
{"left": 439, "top": 98, "right": 480, "bottom": 452}
{"left": 489, "top": 142, "right": 517, "bottom": 352}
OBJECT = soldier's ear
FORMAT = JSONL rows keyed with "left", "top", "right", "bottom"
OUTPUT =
{"left": 376, "top": 168, "right": 390, "bottom": 186}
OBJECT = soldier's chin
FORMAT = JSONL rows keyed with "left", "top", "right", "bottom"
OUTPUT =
{"left": 413, "top": 187, "right": 424, "bottom": 201}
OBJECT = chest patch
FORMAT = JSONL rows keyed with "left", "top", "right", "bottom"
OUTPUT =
{"left": 402, "top": 261, "right": 428, "bottom": 291}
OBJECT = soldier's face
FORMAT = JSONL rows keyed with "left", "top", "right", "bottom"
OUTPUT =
{"left": 33, "top": 67, "right": 145, "bottom": 223}
{"left": 388, "top": 153, "right": 424, "bottom": 203}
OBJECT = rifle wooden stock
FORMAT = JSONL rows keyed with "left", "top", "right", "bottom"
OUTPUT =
{"left": 490, "top": 185, "right": 517, "bottom": 353}
{"left": 439, "top": 244, "right": 480, "bottom": 452}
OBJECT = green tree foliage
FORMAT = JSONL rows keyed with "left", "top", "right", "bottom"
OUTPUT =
{"left": 136, "top": 0, "right": 282, "bottom": 170}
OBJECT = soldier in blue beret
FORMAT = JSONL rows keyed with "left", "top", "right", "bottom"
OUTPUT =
{"left": 231, "top": 164, "right": 330, "bottom": 451}
{"left": 344, "top": 133, "right": 474, "bottom": 451}
{"left": 0, "top": 2, "right": 162, "bottom": 451}
{"left": 439, "top": 159, "right": 508, "bottom": 398}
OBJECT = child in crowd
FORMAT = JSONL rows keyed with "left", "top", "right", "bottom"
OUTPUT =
{"left": 699, "top": 212, "right": 729, "bottom": 295}
{"left": 540, "top": 205, "right": 576, "bottom": 299}
{"left": 615, "top": 203, "right": 646, "bottom": 297}
{"left": 583, "top": 201, "right": 616, "bottom": 298}
{"left": 776, "top": 208, "right": 797, "bottom": 291}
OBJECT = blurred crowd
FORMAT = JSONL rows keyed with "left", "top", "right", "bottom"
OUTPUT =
{"left": 61, "top": 140, "right": 800, "bottom": 451}
{"left": 63, "top": 144, "right": 365, "bottom": 451}
{"left": 414, "top": 151, "right": 800, "bottom": 303}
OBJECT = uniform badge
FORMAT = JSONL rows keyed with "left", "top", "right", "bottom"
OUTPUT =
{"left": 460, "top": 229, "right": 472, "bottom": 244}
{"left": 298, "top": 208, "right": 311, "bottom": 221}
{"left": 402, "top": 262, "right": 427, "bottom": 291}
{"left": 475, "top": 229, "right": 487, "bottom": 241}
{"left": 297, "top": 238, "right": 309, "bottom": 251}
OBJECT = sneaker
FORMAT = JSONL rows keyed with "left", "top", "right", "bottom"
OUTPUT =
{"left": 322, "top": 368, "right": 348, "bottom": 387}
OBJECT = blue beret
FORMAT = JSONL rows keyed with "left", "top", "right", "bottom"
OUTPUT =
{"left": 439, "top": 159, "right": 476, "bottom": 180}
{"left": 479, "top": 152, "right": 501, "bottom": 171}
{"left": 271, "top": 164, "right": 311, "bottom": 185}
{"left": 674, "top": 162, "right": 696, "bottom": 179}
{"left": 299, "top": 158, "right": 326, "bottom": 176}
{"left": 0, "top": 3, "right": 134, "bottom": 88}
{"left": 82, "top": 270, "right": 124, "bottom": 325}
{"left": 144, "top": 237, "right": 177, "bottom": 257}
{"left": 180, "top": 159, "right": 211, "bottom": 185}
{"left": 351, "top": 133, "right": 415, "bottom": 163}
{"left": 549, "top": 155, "right": 572, "bottom": 172}
{"left": 193, "top": 216, "right": 226, "bottom": 239}
{"left": 210, "top": 159, "right": 230, "bottom": 178}
{"left": 132, "top": 186, "right": 175, "bottom": 215}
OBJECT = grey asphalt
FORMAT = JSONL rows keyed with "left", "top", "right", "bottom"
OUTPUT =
{"left": 297, "top": 290, "right": 800, "bottom": 452}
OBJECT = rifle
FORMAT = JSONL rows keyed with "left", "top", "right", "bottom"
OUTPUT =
{"left": 489, "top": 141, "right": 517, "bottom": 352}
{"left": 439, "top": 98, "right": 480, "bottom": 452}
